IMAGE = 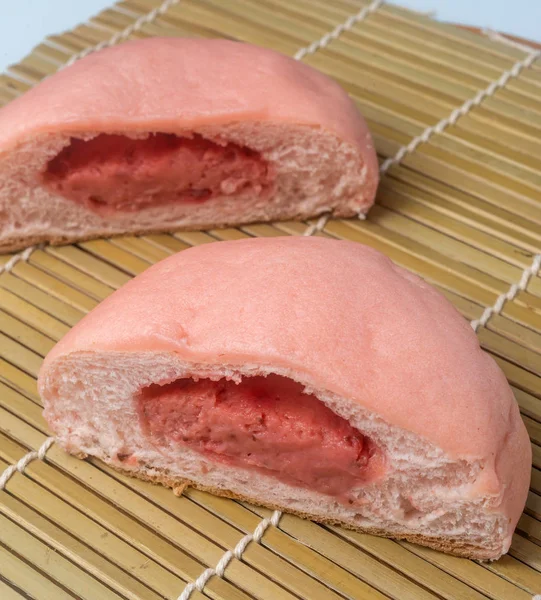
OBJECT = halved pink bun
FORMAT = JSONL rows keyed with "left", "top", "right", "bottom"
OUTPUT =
{"left": 38, "top": 237, "right": 530, "bottom": 559}
{"left": 0, "top": 38, "right": 378, "bottom": 253}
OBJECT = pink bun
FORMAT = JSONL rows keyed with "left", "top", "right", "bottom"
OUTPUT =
{"left": 40, "top": 237, "right": 530, "bottom": 559}
{"left": 0, "top": 38, "right": 378, "bottom": 252}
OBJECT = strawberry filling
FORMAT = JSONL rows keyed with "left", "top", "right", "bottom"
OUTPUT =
{"left": 138, "top": 374, "right": 381, "bottom": 497}
{"left": 43, "top": 133, "right": 272, "bottom": 215}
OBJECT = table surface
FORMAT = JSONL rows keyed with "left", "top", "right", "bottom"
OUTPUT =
{"left": 1, "top": 0, "right": 540, "bottom": 73}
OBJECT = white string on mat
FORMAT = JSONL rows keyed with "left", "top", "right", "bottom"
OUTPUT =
{"left": 62, "top": 0, "right": 181, "bottom": 69}
{"left": 470, "top": 253, "right": 541, "bottom": 332}
{"left": 303, "top": 211, "right": 366, "bottom": 237}
{"left": 293, "top": 0, "right": 385, "bottom": 60}
{"left": 479, "top": 30, "right": 541, "bottom": 340}
{"left": 176, "top": 510, "right": 281, "bottom": 600}
{"left": 378, "top": 45, "right": 541, "bottom": 175}
{"left": 0, "top": 243, "right": 40, "bottom": 275}
{"left": 478, "top": 31, "right": 541, "bottom": 342}
{"left": 0, "top": 0, "right": 181, "bottom": 273}
{"left": 302, "top": 24, "right": 541, "bottom": 237}
{"left": 295, "top": 0, "right": 384, "bottom": 237}
{"left": 0, "top": 437, "right": 55, "bottom": 490}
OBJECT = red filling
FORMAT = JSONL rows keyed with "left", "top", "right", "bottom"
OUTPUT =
{"left": 43, "top": 133, "right": 272, "bottom": 215}
{"left": 138, "top": 375, "right": 380, "bottom": 497}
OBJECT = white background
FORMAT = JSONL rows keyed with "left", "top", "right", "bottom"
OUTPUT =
{"left": 0, "top": 1, "right": 539, "bottom": 72}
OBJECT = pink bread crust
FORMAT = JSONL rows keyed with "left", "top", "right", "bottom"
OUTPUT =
{"left": 41, "top": 237, "right": 531, "bottom": 537}
{"left": 0, "top": 38, "right": 377, "bottom": 193}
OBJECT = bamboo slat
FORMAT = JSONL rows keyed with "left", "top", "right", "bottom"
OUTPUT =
{"left": 1, "top": 0, "right": 540, "bottom": 599}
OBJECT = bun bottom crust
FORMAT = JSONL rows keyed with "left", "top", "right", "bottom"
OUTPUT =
{"left": 106, "top": 458, "right": 496, "bottom": 561}
{"left": 0, "top": 206, "right": 361, "bottom": 254}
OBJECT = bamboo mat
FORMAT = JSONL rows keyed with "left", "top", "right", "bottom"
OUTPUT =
{"left": 1, "top": 0, "right": 541, "bottom": 598}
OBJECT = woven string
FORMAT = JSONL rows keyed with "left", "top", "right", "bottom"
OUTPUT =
{"left": 0, "top": 437, "right": 55, "bottom": 490}
{"left": 293, "top": 0, "right": 384, "bottom": 60}
{"left": 62, "top": 0, "right": 181, "bottom": 69}
{"left": 0, "top": 243, "right": 42, "bottom": 275}
{"left": 303, "top": 34, "right": 541, "bottom": 237}
{"left": 468, "top": 31, "right": 541, "bottom": 333}
{"left": 471, "top": 254, "right": 541, "bottom": 332}
{"left": 177, "top": 510, "right": 282, "bottom": 600}
{"left": 378, "top": 51, "right": 540, "bottom": 175}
